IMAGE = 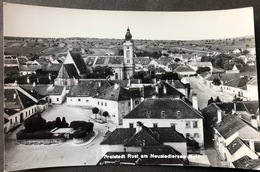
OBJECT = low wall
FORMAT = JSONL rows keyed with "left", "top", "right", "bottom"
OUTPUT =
{"left": 17, "top": 138, "right": 66, "bottom": 145}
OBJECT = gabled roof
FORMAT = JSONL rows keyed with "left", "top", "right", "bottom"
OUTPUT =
{"left": 174, "top": 65, "right": 195, "bottom": 73}
{"left": 215, "top": 102, "right": 248, "bottom": 114}
{"left": 100, "top": 126, "right": 186, "bottom": 146}
{"left": 214, "top": 114, "right": 246, "bottom": 139}
{"left": 124, "top": 98, "right": 203, "bottom": 119}
{"left": 247, "top": 76, "right": 258, "bottom": 86}
{"left": 19, "top": 65, "right": 42, "bottom": 71}
{"left": 57, "top": 64, "right": 80, "bottom": 79}
{"left": 232, "top": 156, "right": 260, "bottom": 169}
{"left": 223, "top": 76, "right": 250, "bottom": 88}
{"left": 70, "top": 52, "right": 87, "bottom": 74}
{"left": 95, "top": 85, "right": 135, "bottom": 101}
{"left": 201, "top": 103, "right": 223, "bottom": 126}
{"left": 227, "top": 137, "right": 245, "bottom": 155}
{"left": 67, "top": 80, "right": 112, "bottom": 97}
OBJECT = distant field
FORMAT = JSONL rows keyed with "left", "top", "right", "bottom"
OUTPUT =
{"left": 4, "top": 46, "right": 48, "bottom": 55}
{"left": 40, "top": 47, "right": 69, "bottom": 55}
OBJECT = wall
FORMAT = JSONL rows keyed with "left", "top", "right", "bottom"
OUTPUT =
{"left": 164, "top": 142, "right": 187, "bottom": 155}
{"left": 247, "top": 85, "right": 259, "bottom": 100}
{"left": 239, "top": 125, "right": 260, "bottom": 140}
{"left": 123, "top": 118, "right": 204, "bottom": 146}
{"left": 221, "top": 85, "right": 248, "bottom": 99}
{"left": 67, "top": 96, "right": 94, "bottom": 107}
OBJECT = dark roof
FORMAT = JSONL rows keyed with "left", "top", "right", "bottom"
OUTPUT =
{"left": 4, "top": 117, "right": 10, "bottom": 124}
{"left": 70, "top": 52, "right": 87, "bottom": 74}
{"left": 232, "top": 156, "right": 260, "bottom": 169}
{"left": 4, "top": 108, "right": 19, "bottom": 116}
{"left": 215, "top": 102, "right": 248, "bottom": 114}
{"left": 100, "top": 126, "right": 186, "bottom": 146}
{"left": 227, "top": 137, "right": 244, "bottom": 155}
{"left": 95, "top": 85, "right": 138, "bottom": 101}
{"left": 88, "top": 56, "right": 124, "bottom": 66}
{"left": 167, "top": 80, "right": 185, "bottom": 89}
{"left": 57, "top": 64, "right": 80, "bottom": 79}
{"left": 223, "top": 76, "right": 251, "bottom": 88}
{"left": 201, "top": 103, "right": 223, "bottom": 126}
{"left": 19, "top": 65, "right": 42, "bottom": 71}
{"left": 214, "top": 114, "right": 246, "bottom": 139}
{"left": 67, "top": 80, "right": 112, "bottom": 97}
{"left": 97, "top": 145, "right": 183, "bottom": 165}
{"left": 243, "top": 101, "right": 259, "bottom": 114}
{"left": 174, "top": 65, "right": 195, "bottom": 73}
{"left": 124, "top": 98, "right": 203, "bottom": 119}
{"left": 4, "top": 66, "right": 20, "bottom": 74}
{"left": 42, "top": 64, "right": 62, "bottom": 72}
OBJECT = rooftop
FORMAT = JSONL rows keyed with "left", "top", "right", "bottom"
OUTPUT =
{"left": 227, "top": 137, "right": 244, "bottom": 155}
{"left": 124, "top": 98, "right": 202, "bottom": 119}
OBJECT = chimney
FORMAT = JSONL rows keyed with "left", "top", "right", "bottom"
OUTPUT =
{"left": 192, "top": 94, "right": 198, "bottom": 110}
{"left": 171, "top": 79, "right": 175, "bottom": 87}
{"left": 13, "top": 93, "right": 17, "bottom": 99}
{"left": 249, "top": 140, "right": 255, "bottom": 152}
{"left": 165, "top": 79, "right": 169, "bottom": 83}
{"left": 114, "top": 83, "right": 119, "bottom": 90}
{"left": 136, "top": 121, "right": 143, "bottom": 133}
{"left": 142, "top": 140, "right": 146, "bottom": 146}
{"left": 127, "top": 79, "right": 131, "bottom": 86}
{"left": 163, "top": 85, "right": 167, "bottom": 94}
{"left": 130, "top": 98, "right": 134, "bottom": 110}
{"left": 27, "top": 77, "right": 30, "bottom": 84}
{"left": 140, "top": 87, "right": 145, "bottom": 102}
{"left": 251, "top": 117, "right": 258, "bottom": 129}
{"left": 98, "top": 81, "right": 101, "bottom": 87}
{"left": 138, "top": 79, "right": 141, "bottom": 84}
{"left": 37, "top": 78, "right": 39, "bottom": 83}
{"left": 217, "top": 110, "right": 222, "bottom": 124}
{"left": 155, "top": 85, "right": 159, "bottom": 93}
{"left": 33, "top": 82, "right": 36, "bottom": 87}
{"left": 185, "top": 87, "right": 189, "bottom": 99}
{"left": 153, "top": 78, "right": 156, "bottom": 84}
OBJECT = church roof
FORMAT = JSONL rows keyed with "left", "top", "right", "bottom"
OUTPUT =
{"left": 86, "top": 56, "right": 124, "bottom": 67}
{"left": 69, "top": 52, "right": 87, "bottom": 74}
{"left": 57, "top": 64, "right": 80, "bottom": 79}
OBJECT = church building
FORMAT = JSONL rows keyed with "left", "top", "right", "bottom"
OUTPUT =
{"left": 85, "top": 27, "right": 135, "bottom": 80}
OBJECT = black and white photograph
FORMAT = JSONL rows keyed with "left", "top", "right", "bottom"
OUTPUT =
{"left": 3, "top": 2, "right": 259, "bottom": 171}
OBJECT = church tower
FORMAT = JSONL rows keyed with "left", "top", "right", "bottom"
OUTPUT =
{"left": 123, "top": 27, "right": 135, "bottom": 79}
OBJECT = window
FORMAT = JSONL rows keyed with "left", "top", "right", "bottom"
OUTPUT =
{"left": 194, "top": 133, "right": 200, "bottom": 138}
{"left": 26, "top": 112, "right": 27, "bottom": 117}
{"left": 101, "top": 102, "right": 103, "bottom": 106}
{"left": 127, "top": 46, "right": 129, "bottom": 49}
{"left": 153, "top": 123, "right": 158, "bottom": 128}
{"left": 78, "top": 99, "right": 81, "bottom": 102}
{"left": 98, "top": 101, "right": 99, "bottom": 105}
{"left": 112, "top": 115, "right": 115, "bottom": 117}
{"left": 86, "top": 100, "right": 89, "bottom": 102}
{"left": 128, "top": 101, "right": 131, "bottom": 106}
{"left": 57, "top": 98, "right": 59, "bottom": 101}
{"left": 170, "top": 123, "right": 176, "bottom": 129}
{"left": 193, "top": 121, "right": 198, "bottom": 128}
{"left": 186, "top": 133, "right": 190, "bottom": 138}
{"left": 10, "top": 119, "right": 12, "bottom": 125}
{"left": 35, "top": 107, "right": 37, "bottom": 112}
{"left": 185, "top": 121, "right": 191, "bottom": 128}
{"left": 15, "top": 117, "right": 17, "bottom": 122}
{"left": 161, "top": 111, "right": 166, "bottom": 118}
{"left": 127, "top": 60, "right": 130, "bottom": 63}
{"left": 135, "top": 100, "right": 139, "bottom": 105}
{"left": 105, "top": 102, "right": 107, "bottom": 106}
{"left": 129, "top": 123, "right": 134, "bottom": 128}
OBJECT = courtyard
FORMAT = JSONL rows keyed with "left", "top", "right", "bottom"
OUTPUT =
{"left": 4, "top": 103, "right": 118, "bottom": 171}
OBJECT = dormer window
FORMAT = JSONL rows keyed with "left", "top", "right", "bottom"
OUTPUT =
{"left": 161, "top": 111, "right": 166, "bottom": 118}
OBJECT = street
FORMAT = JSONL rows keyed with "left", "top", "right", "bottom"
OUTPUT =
{"left": 4, "top": 103, "right": 118, "bottom": 171}
{"left": 189, "top": 77, "right": 234, "bottom": 109}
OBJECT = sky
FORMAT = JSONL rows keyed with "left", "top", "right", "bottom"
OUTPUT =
{"left": 3, "top": 3, "right": 255, "bottom": 40}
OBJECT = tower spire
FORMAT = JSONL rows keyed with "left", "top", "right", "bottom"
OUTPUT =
{"left": 125, "top": 27, "right": 132, "bottom": 41}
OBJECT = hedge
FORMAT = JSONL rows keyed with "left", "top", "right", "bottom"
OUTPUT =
{"left": 16, "top": 129, "right": 53, "bottom": 140}
{"left": 73, "top": 129, "right": 87, "bottom": 138}
{"left": 70, "top": 121, "right": 94, "bottom": 132}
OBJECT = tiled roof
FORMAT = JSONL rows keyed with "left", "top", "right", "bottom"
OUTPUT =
{"left": 69, "top": 52, "right": 87, "bottom": 74}
{"left": 4, "top": 66, "right": 20, "bottom": 74}
{"left": 60, "top": 64, "right": 80, "bottom": 79}
{"left": 243, "top": 101, "right": 259, "bottom": 114}
{"left": 100, "top": 126, "right": 186, "bottom": 146}
{"left": 227, "top": 137, "right": 244, "bottom": 155}
{"left": 223, "top": 76, "right": 250, "bottom": 88}
{"left": 214, "top": 114, "right": 246, "bottom": 139}
{"left": 87, "top": 56, "right": 124, "bottom": 66}
{"left": 42, "top": 64, "right": 62, "bottom": 72}
{"left": 124, "top": 98, "right": 203, "bottom": 119}
{"left": 187, "top": 62, "right": 212, "bottom": 67}
{"left": 174, "top": 65, "right": 195, "bottom": 73}
{"left": 201, "top": 103, "right": 223, "bottom": 126}
{"left": 67, "top": 80, "right": 112, "bottom": 97}
{"left": 95, "top": 85, "right": 136, "bottom": 101}
{"left": 247, "top": 76, "right": 258, "bottom": 86}
{"left": 19, "top": 65, "right": 42, "bottom": 71}
{"left": 5, "top": 59, "right": 18, "bottom": 65}
{"left": 232, "top": 156, "right": 260, "bottom": 169}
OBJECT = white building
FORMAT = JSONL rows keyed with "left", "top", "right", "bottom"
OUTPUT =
{"left": 247, "top": 76, "right": 258, "bottom": 101}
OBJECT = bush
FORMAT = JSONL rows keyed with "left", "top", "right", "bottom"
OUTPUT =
{"left": 24, "top": 113, "right": 47, "bottom": 132}
{"left": 16, "top": 129, "right": 53, "bottom": 140}
{"left": 70, "top": 121, "right": 94, "bottom": 132}
{"left": 73, "top": 129, "right": 87, "bottom": 138}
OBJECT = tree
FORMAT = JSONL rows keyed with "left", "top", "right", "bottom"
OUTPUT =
{"left": 215, "top": 96, "right": 222, "bottom": 103}
{"left": 92, "top": 107, "right": 99, "bottom": 119}
{"left": 174, "top": 58, "right": 180, "bottom": 63}
{"left": 24, "top": 113, "right": 47, "bottom": 132}
{"left": 61, "top": 117, "right": 69, "bottom": 128}
{"left": 55, "top": 117, "right": 62, "bottom": 128}
{"left": 196, "top": 67, "right": 211, "bottom": 74}
{"left": 87, "top": 66, "right": 114, "bottom": 79}
{"left": 212, "top": 78, "right": 221, "bottom": 86}
{"left": 207, "top": 97, "right": 214, "bottom": 105}
{"left": 233, "top": 95, "right": 243, "bottom": 102}
{"left": 102, "top": 111, "right": 109, "bottom": 122}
